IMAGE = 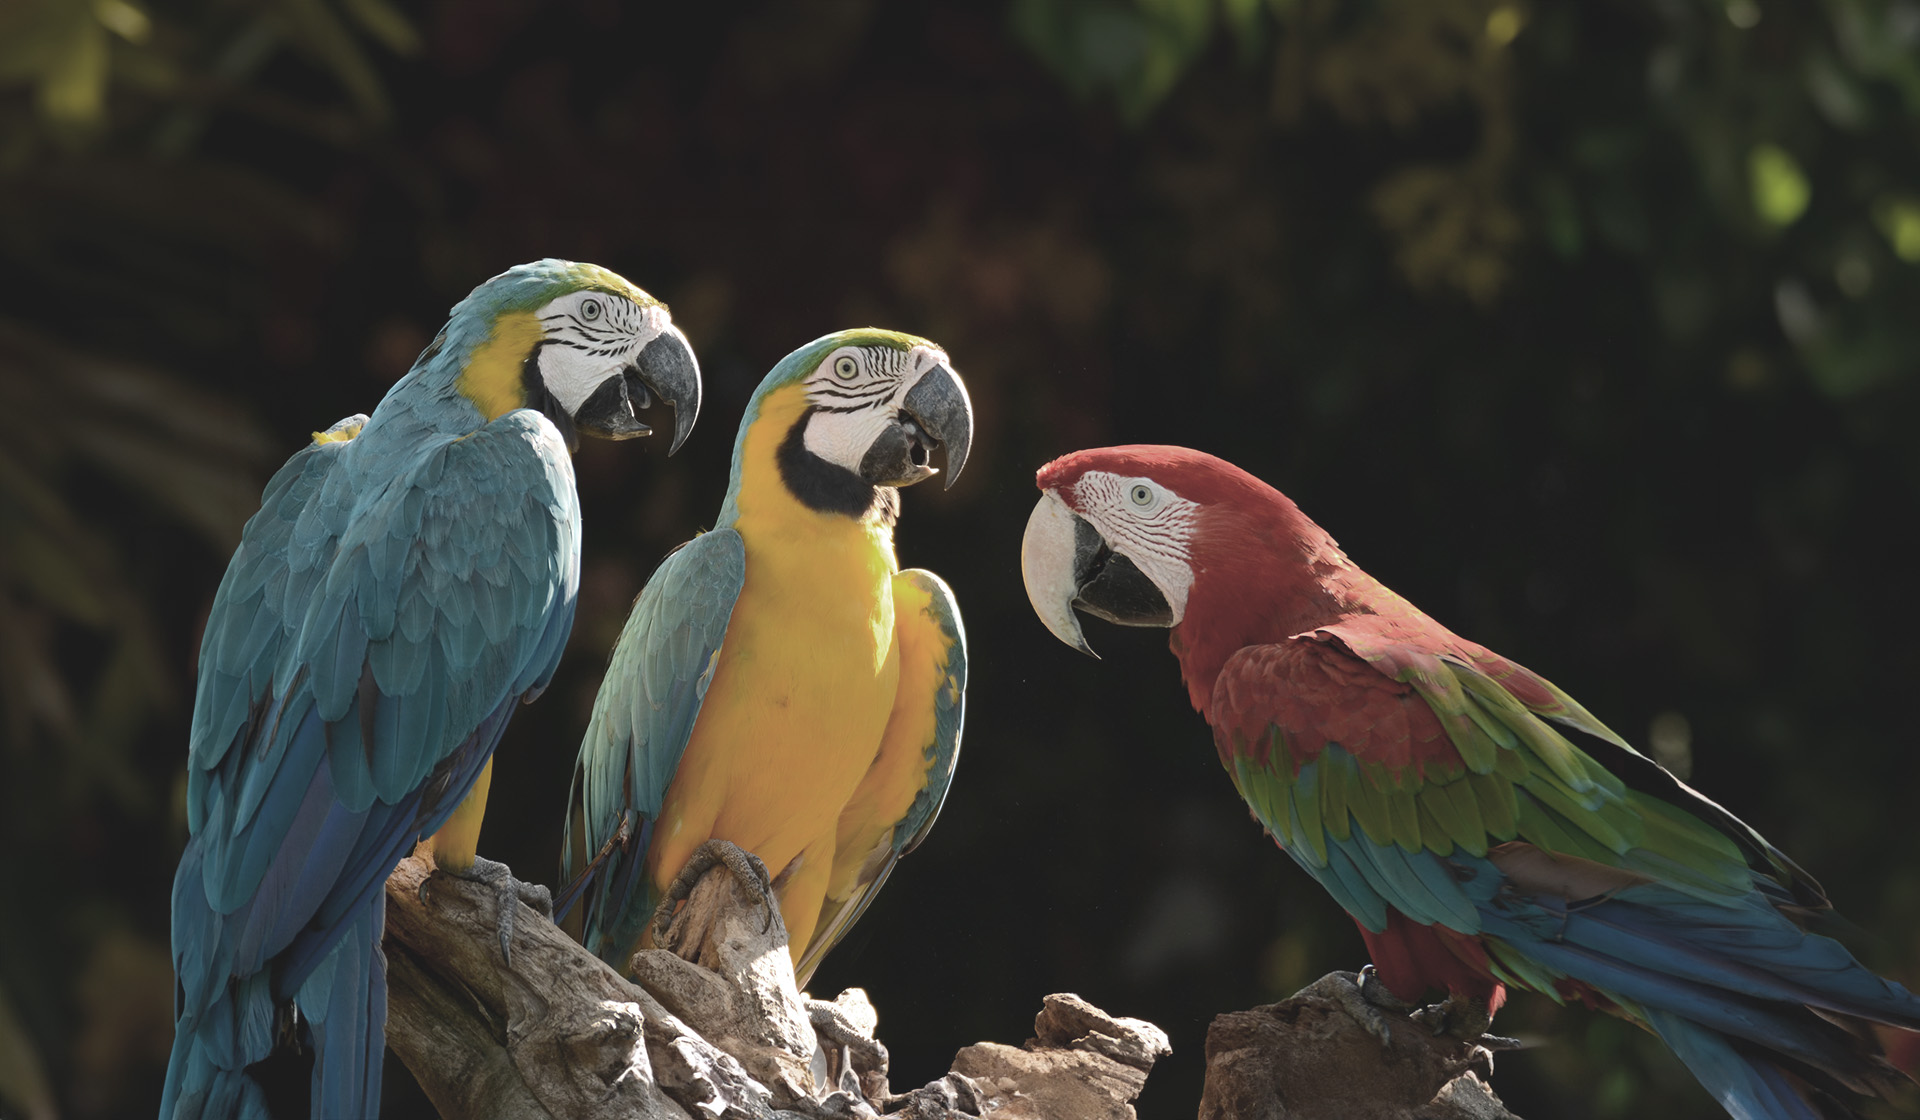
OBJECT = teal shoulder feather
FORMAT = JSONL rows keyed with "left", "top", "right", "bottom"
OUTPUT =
{"left": 560, "top": 527, "right": 746, "bottom": 962}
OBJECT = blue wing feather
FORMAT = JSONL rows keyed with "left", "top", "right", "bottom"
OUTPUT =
{"left": 895, "top": 570, "right": 968, "bottom": 856}
{"left": 163, "top": 408, "right": 581, "bottom": 1120}
{"left": 1224, "top": 634, "right": 1920, "bottom": 1119}
{"left": 558, "top": 528, "right": 746, "bottom": 964}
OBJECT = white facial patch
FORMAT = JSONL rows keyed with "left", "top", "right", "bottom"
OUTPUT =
{"left": 533, "top": 292, "right": 672, "bottom": 415}
{"left": 1071, "top": 470, "right": 1199, "bottom": 624}
{"left": 800, "top": 343, "right": 951, "bottom": 473}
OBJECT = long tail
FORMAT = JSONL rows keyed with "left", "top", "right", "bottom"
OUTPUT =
{"left": 1485, "top": 884, "right": 1920, "bottom": 1120}
{"left": 1646, "top": 1009, "right": 1839, "bottom": 1120}
{"left": 161, "top": 842, "right": 276, "bottom": 1120}
{"left": 299, "top": 897, "right": 388, "bottom": 1118}
{"left": 157, "top": 986, "right": 275, "bottom": 1120}
{"left": 160, "top": 873, "right": 388, "bottom": 1120}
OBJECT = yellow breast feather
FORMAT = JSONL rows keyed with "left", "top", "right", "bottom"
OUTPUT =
{"left": 643, "top": 383, "right": 908, "bottom": 961}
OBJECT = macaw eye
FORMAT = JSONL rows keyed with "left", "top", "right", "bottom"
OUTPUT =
{"left": 1129, "top": 483, "right": 1155, "bottom": 507}
{"left": 581, "top": 298, "right": 603, "bottom": 322}
{"left": 834, "top": 355, "right": 859, "bottom": 380}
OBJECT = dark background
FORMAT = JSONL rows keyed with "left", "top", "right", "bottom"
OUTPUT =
{"left": 4, "top": 1, "right": 1920, "bottom": 1117}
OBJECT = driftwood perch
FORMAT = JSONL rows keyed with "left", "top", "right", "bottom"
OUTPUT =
{"left": 382, "top": 847, "right": 1171, "bottom": 1119}
{"left": 385, "top": 846, "right": 1514, "bottom": 1119}
{"left": 1200, "top": 972, "right": 1523, "bottom": 1120}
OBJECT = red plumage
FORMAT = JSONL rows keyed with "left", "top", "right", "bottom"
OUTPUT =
{"left": 1359, "top": 911, "right": 1507, "bottom": 1012}
{"left": 1035, "top": 445, "right": 1920, "bottom": 1115}
{"left": 1045, "top": 445, "right": 1520, "bottom": 999}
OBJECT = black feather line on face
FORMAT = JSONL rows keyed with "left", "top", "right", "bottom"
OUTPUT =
{"left": 777, "top": 406, "right": 900, "bottom": 526}
{"left": 521, "top": 343, "right": 579, "bottom": 452}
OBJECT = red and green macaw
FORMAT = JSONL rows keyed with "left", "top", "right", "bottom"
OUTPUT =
{"left": 1021, "top": 444, "right": 1920, "bottom": 1120}
{"left": 162, "top": 261, "right": 700, "bottom": 1120}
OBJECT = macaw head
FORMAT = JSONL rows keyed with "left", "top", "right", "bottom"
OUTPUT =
{"left": 731, "top": 327, "right": 973, "bottom": 517}
{"left": 436, "top": 258, "right": 702, "bottom": 452}
{"left": 1021, "top": 444, "right": 1344, "bottom": 659}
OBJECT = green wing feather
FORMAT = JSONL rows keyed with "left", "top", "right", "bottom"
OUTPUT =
{"left": 560, "top": 528, "right": 746, "bottom": 963}
{"left": 1216, "top": 630, "right": 1763, "bottom": 938}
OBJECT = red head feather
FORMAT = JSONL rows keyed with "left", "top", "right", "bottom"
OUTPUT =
{"left": 1035, "top": 445, "right": 1385, "bottom": 710}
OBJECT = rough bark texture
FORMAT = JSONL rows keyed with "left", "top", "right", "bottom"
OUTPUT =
{"left": 945, "top": 994, "right": 1170, "bottom": 1120}
{"left": 384, "top": 847, "right": 693, "bottom": 1120}
{"left": 382, "top": 847, "right": 1172, "bottom": 1119}
{"left": 1199, "top": 972, "right": 1524, "bottom": 1120}
{"left": 629, "top": 864, "right": 819, "bottom": 1110}
{"left": 386, "top": 851, "right": 1510, "bottom": 1120}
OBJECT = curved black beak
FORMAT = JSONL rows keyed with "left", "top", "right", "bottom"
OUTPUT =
{"left": 573, "top": 326, "right": 702, "bottom": 451}
{"left": 1021, "top": 491, "right": 1173, "bottom": 657}
{"left": 629, "top": 325, "right": 701, "bottom": 454}
{"left": 859, "top": 363, "right": 973, "bottom": 490}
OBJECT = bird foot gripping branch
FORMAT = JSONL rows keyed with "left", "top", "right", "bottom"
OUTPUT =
{"left": 1344, "top": 965, "right": 1524, "bottom": 1057}
{"left": 649, "top": 838, "right": 777, "bottom": 948}
{"left": 1203, "top": 973, "right": 1523, "bottom": 1119}
{"left": 421, "top": 854, "right": 553, "bottom": 966}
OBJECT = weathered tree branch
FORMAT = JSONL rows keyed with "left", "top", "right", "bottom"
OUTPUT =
{"left": 383, "top": 847, "right": 1170, "bottom": 1119}
{"left": 1200, "top": 972, "right": 1524, "bottom": 1120}
{"left": 384, "top": 845, "right": 1514, "bottom": 1119}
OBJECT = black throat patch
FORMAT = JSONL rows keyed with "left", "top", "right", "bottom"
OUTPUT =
{"left": 777, "top": 407, "right": 901, "bottom": 527}
{"left": 520, "top": 343, "right": 579, "bottom": 451}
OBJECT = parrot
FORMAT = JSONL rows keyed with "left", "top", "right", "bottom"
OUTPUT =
{"left": 161, "top": 259, "right": 702, "bottom": 1120}
{"left": 558, "top": 327, "right": 970, "bottom": 989}
{"left": 1020, "top": 444, "right": 1920, "bottom": 1120}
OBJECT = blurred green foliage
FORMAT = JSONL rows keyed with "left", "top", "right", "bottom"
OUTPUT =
{"left": 3, "top": 1, "right": 1919, "bottom": 1117}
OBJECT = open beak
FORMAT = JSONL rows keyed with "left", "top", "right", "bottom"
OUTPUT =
{"left": 859, "top": 363, "right": 973, "bottom": 489}
{"left": 1021, "top": 490, "right": 1176, "bottom": 658}
{"left": 574, "top": 325, "right": 703, "bottom": 453}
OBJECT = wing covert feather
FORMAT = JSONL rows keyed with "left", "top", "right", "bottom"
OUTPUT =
{"left": 1211, "top": 631, "right": 1774, "bottom": 940}
{"left": 179, "top": 409, "right": 581, "bottom": 1003}
{"left": 561, "top": 528, "right": 746, "bottom": 955}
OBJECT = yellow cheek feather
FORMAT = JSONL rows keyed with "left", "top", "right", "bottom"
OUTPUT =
{"left": 458, "top": 310, "right": 542, "bottom": 421}
{"left": 644, "top": 383, "right": 904, "bottom": 962}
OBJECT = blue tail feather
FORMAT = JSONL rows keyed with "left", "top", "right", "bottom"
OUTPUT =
{"left": 166, "top": 693, "right": 516, "bottom": 1120}
{"left": 304, "top": 899, "right": 388, "bottom": 1119}
{"left": 1478, "top": 874, "right": 1920, "bottom": 1114}
{"left": 1646, "top": 1009, "right": 1825, "bottom": 1120}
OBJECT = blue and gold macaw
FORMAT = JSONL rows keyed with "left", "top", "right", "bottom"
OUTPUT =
{"left": 161, "top": 260, "right": 701, "bottom": 1120}
{"left": 560, "top": 328, "right": 970, "bottom": 986}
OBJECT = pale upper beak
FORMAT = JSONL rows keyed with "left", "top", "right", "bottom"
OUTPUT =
{"left": 1022, "top": 490, "right": 1098, "bottom": 657}
{"left": 1022, "top": 488, "right": 1179, "bottom": 657}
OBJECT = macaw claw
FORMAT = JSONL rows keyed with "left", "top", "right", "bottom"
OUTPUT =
{"left": 648, "top": 839, "right": 776, "bottom": 948}
{"left": 1408, "top": 990, "right": 1524, "bottom": 1054}
{"left": 427, "top": 855, "right": 553, "bottom": 967}
{"left": 1312, "top": 967, "right": 1407, "bottom": 1050}
{"left": 1315, "top": 967, "right": 1521, "bottom": 1075}
{"left": 806, "top": 997, "right": 889, "bottom": 1098}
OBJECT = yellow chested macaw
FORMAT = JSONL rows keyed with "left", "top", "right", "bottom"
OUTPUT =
{"left": 560, "top": 328, "right": 970, "bottom": 986}
{"left": 162, "top": 260, "right": 701, "bottom": 1120}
